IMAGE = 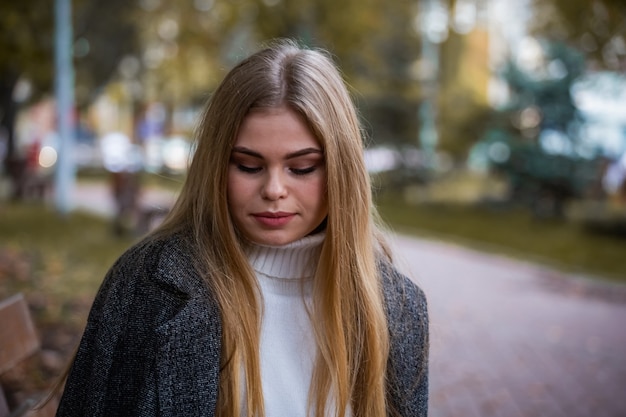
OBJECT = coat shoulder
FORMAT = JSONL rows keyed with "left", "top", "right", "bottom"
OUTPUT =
{"left": 379, "top": 260, "right": 428, "bottom": 320}
{"left": 108, "top": 231, "right": 207, "bottom": 299}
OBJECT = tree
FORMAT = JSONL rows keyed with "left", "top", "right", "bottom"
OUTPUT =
{"left": 130, "top": 0, "right": 246, "bottom": 121}
{"left": 501, "top": 41, "right": 585, "bottom": 136}
{"left": 72, "top": 0, "right": 140, "bottom": 108}
{"left": 483, "top": 41, "right": 594, "bottom": 218}
{"left": 85, "top": 0, "right": 424, "bottom": 147}
{"left": 437, "top": 22, "right": 492, "bottom": 160}
{"left": 0, "top": 1, "right": 53, "bottom": 178}
{"left": 257, "top": 0, "right": 421, "bottom": 91}
{"left": 251, "top": 0, "right": 422, "bottom": 145}
{"left": 0, "top": 0, "right": 140, "bottom": 197}
{"left": 529, "top": 0, "right": 626, "bottom": 71}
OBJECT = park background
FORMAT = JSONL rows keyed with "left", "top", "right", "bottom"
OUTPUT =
{"left": 1, "top": 0, "right": 625, "bottom": 415}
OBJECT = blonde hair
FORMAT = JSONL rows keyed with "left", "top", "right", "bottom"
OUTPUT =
{"left": 156, "top": 39, "right": 391, "bottom": 417}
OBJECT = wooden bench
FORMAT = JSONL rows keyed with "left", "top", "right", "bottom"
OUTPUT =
{"left": 0, "top": 294, "right": 57, "bottom": 417}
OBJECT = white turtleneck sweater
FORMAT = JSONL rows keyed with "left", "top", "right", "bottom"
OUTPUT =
{"left": 244, "top": 233, "right": 324, "bottom": 417}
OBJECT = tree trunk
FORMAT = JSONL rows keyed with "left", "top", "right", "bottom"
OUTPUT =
{"left": 0, "top": 70, "right": 27, "bottom": 200}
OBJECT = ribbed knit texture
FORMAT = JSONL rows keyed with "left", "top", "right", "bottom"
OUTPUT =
{"left": 243, "top": 233, "right": 324, "bottom": 417}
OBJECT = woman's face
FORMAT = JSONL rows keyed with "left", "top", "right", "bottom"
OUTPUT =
{"left": 227, "top": 107, "right": 327, "bottom": 246}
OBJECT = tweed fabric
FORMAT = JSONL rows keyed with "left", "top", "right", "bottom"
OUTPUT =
{"left": 55, "top": 233, "right": 428, "bottom": 417}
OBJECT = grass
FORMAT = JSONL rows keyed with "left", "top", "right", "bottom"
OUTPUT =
{"left": 0, "top": 202, "right": 136, "bottom": 329}
{"left": 78, "top": 168, "right": 186, "bottom": 192}
{"left": 376, "top": 193, "right": 626, "bottom": 283}
{"left": 0, "top": 201, "right": 140, "bottom": 396}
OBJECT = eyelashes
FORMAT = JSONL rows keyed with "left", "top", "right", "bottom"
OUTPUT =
{"left": 291, "top": 166, "right": 317, "bottom": 176}
{"left": 236, "top": 164, "right": 262, "bottom": 174}
{"left": 235, "top": 164, "right": 319, "bottom": 176}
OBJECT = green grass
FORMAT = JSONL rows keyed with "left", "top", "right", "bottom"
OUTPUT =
{"left": 0, "top": 202, "right": 136, "bottom": 328}
{"left": 0, "top": 202, "right": 140, "bottom": 393}
{"left": 77, "top": 168, "right": 186, "bottom": 192}
{"left": 376, "top": 194, "right": 626, "bottom": 283}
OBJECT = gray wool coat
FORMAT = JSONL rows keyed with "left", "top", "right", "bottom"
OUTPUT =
{"left": 56, "top": 232, "right": 428, "bottom": 417}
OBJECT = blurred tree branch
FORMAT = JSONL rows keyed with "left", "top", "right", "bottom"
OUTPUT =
{"left": 530, "top": 0, "right": 626, "bottom": 71}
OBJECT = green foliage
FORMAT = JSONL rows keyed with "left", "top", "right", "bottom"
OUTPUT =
{"left": 501, "top": 41, "right": 585, "bottom": 133}
{"left": 438, "top": 92, "right": 493, "bottom": 159}
{"left": 2, "top": 0, "right": 427, "bottom": 154}
{"left": 72, "top": 0, "right": 141, "bottom": 107}
{"left": 358, "top": 95, "right": 419, "bottom": 146}
{"left": 474, "top": 42, "right": 598, "bottom": 218}
{"left": 0, "top": 0, "right": 140, "bottom": 107}
{"left": 530, "top": 0, "right": 626, "bottom": 70}
{"left": 252, "top": 0, "right": 420, "bottom": 97}
{"left": 0, "top": 1, "right": 53, "bottom": 90}
{"left": 133, "top": 0, "right": 245, "bottom": 105}
{"left": 0, "top": 0, "right": 142, "bottom": 173}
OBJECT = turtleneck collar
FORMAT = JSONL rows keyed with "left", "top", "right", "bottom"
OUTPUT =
{"left": 244, "top": 232, "right": 325, "bottom": 280}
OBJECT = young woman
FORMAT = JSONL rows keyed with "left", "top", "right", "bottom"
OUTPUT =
{"left": 55, "top": 39, "right": 428, "bottom": 417}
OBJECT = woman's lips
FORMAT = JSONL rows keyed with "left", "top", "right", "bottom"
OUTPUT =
{"left": 252, "top": 212, "right": 295, "bottom": 227}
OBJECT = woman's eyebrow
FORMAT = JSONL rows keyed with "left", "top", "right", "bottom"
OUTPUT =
{"left": 285, "top": 148, "right": 323, "bottom": 159}
{"left": 231, "top": 146, "right": 323, "bottom": 160}
{"left": 231, "top": 147, "right": 262, "bottom": 158}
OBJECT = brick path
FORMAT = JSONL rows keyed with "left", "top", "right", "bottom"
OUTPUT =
{"left": 389, "top": 235, "right": 626, "bottom": 417}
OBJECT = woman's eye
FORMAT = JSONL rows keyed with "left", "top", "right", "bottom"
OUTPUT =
{"left": 237, "top": 164, "right": 262, "bottom": 174}
{"left": 291, "top": 166, "right": 317, "bottom": 176}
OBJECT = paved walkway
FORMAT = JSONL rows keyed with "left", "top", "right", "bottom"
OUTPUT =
{"left": 73, "top": 183, "right": 626, "bottom": 417}
{"left": 389, "top": 235, "right": 626, "bottom": 417}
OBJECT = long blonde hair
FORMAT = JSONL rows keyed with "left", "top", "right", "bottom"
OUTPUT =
{"left": 156, "top": 39, "right": 391, "bottom": 417}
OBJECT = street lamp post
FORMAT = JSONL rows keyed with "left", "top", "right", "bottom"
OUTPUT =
{"left": 54, "top": 0, "right": 76, "bottom": 215}
{"left": 417, "top": 0, "right": 449, "bottom": 172}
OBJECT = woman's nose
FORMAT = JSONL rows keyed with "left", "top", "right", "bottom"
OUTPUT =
{"left": 261, "top": 170, "right": 287, "bottom": 200}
